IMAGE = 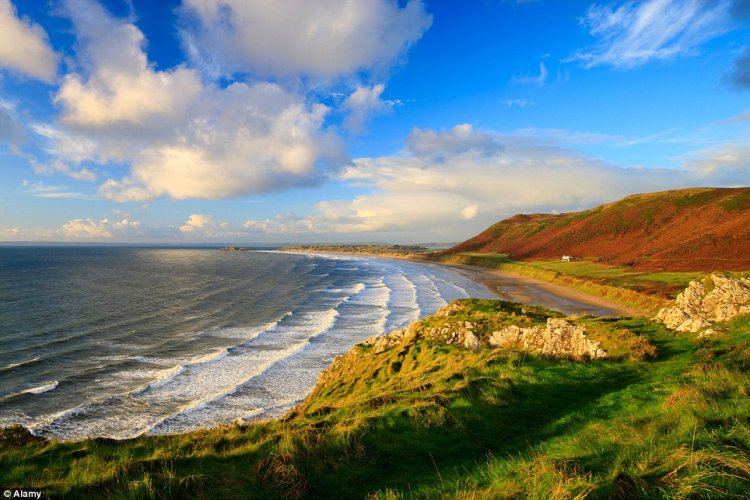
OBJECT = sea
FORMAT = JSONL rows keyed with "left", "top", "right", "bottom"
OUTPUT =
{"left": 0, "top": 247, "right": 495, "bottom": 440}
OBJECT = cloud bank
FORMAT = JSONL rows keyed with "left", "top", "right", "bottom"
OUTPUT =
{"left": 60, "top": 217, "right": 140, "bottom": 239}
{"left": 242, "top": 124, "right": 723, "bottom": 241}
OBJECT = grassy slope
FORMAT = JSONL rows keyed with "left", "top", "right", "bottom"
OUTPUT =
{"left": 444, "top": 187, "right": 750, "bottom": 272}
{"left": 2, "top": 301, "right": 749, "bottom": 499}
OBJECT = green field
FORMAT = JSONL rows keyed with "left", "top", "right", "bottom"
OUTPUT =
{"left": 449, "top": 253, "right": 706, "bottom": 286}
{"left": 2, "top": 300, "right": 749, "bottom": 498}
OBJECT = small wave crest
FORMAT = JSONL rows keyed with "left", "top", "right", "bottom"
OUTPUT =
{"left": 0, "top": 356, "right": 41, "bottom": 373}
{"left": 23, "top": 381, "right": 58, "bottom": 395}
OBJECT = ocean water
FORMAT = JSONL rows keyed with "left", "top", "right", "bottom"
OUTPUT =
{"left": 0, "top": 247, "right": 495, "bottom": 440}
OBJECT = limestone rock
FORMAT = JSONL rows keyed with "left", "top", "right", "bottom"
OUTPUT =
{"left": 488, "top": 325, "right": 523, "bottom": 347}
{"left": 655, "top": 274, "right": 750, "bottom": 332}
{"left": 488, "top": 319, "right": 606, "bottom": 360}
{"left": 463, "top": 331, "right": 480, "bottom": 350}
{"left": 363, "top": 328, "right": 409, "bottom": 353}
{"left": 698, "top": 328, "right": 717, "bottom": 338}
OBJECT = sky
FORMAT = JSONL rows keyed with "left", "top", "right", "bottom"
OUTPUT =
{"left": 1, "top": 0, "right": 749, "bottom": 244}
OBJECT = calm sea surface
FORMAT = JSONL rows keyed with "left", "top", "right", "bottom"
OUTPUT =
{"left": 0, "top": 247, "right": 494, "bottom": 439}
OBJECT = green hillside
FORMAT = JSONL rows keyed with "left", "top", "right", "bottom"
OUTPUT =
{"left": 444, "top": 187, "right": 750, "bottom": 271}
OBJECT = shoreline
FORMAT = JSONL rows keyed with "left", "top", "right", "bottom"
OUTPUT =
{"left": 280, "top": 249, "right": 642, "bottom": 317}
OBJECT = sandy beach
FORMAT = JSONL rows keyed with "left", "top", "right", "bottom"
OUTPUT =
{"left": 441, "top": 262, "right": 643, "bottom": 317}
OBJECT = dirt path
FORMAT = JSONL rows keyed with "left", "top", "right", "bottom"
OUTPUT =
{"left": 440, "top": 262, "right": 644, "bottom": 317}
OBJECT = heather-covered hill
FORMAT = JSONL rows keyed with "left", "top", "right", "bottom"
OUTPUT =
{"left": 445, "top": 187, "right": 750, "bottom": 271}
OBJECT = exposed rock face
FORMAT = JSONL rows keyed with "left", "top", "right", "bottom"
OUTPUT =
{"left": 362, "top": 302, "right": 607, "bottom": 360}
{"left": 654, "top": 274, "right": 750, "bottom": 333}
{"left": 488, "top": 318, "right": 607, "bottom": 361}
{"left": 463, "top": 331, "right": 481, "bottom": 350}
{"left": 422, "top": 319, "right": 479, "bottom": 348}
{"left": 364, "top": 329, "right": 409, "bottom": 353}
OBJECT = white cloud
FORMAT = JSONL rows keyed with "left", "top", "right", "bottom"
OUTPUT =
{"left": 682, "top": 142, "right": 750, "bottom": 180}
{"left": 29, "top": 157, "right": 97, "bottom": 182}
{"left": 342, "top": 83, "right": 391, "bottom": 133}
{"left": 502, "top": 99, "right": 534, "bottom": 108}
{"left": 56, "top": 0, "right": 202, "bottom": 127}
{"left": 406, "top": 124, "right": 505, "bottom": 160}
{"left": 45, "top": 1, "right": 348, "bottom": 201}
{"left": 59, "top": 217, "right": 140, "bottom": 239}
{"left": 178, "top": 213, "right": 237, "bottom": 239}
{"left": 180, "top": 0, "right": 432, "bottom": 79}
{"left": 461, "top": 204, "right": 479, "bottom": 220}
{"left": 574, "top": 0, "right": 733, "bottom": 69}
{"left": 30, "top": 123, "right": 99, "bottom": 164}
{"left": 511, "top": 61, "right": 548, "bottom": 86}
{"left": 22, "top": 180, "right": 93, "bottom": 199}
{"left": 179, "top": 214, "right": 214, "bottom": 233}
{"left": 0, "top": 0, "right": 58, "bottom": 82}
{"left": 98, "top": 82, "right": 347, "bottom": 201}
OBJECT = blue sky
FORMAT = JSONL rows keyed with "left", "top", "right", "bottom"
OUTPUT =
{"left": 1, "top": 0, "right": 749, "bottom": 243}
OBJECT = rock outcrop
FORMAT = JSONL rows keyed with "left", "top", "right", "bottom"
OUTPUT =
{"left": 488, "top": 318, "right": 607, "bottom": 361}
{"left": 364, "top": 329, "right": 409, "bottom": 353}
{"left": 422, "top": 319, "right": 482, "bottom": 349}
{"left": 654, "top": 274, "right": 750, "bottom": 333}
{"left": 364, "top": 302, "right": 608, "bottom": 361}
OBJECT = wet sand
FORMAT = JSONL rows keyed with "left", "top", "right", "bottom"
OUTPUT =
{"left": 439, "top": 262, "right": 643, "bottom": 317}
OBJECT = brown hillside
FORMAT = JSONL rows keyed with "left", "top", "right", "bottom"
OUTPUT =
{"left": 446, "top": 187, "right": 750, "bottom": 271}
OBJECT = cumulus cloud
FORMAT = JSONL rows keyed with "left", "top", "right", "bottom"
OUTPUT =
{"left": 177, "top": 213, "right": 234, "bottom": 239}
{"left": 0, "top": 0, "right": 58, "bottom": 81}
{"left": 59, "top": 217, "right": 140, "bottom": 239}
{"left": 180, "top": 0, "right": 432, "bottom": 79}
{"left": 179, "top": 214, "right": 214, "bottom": 233}
{"left": 98, "top": 82, "right": 347, "bottom": 201}
{"left": 45, "top": 1, "right": 348, "bottom": 200}
{"left": 342, "top": 84, "right": 391, "bottom": 133}
{"left": 406, "top": 124, "right": 505, "bottom": 161}
{"left": 573, "top": 0, "right": 733, "bottom": 69}
{"left": 56, "top": 0, "right": 202, "bottom": 128}
{"left": 242, "top": 124, "right": 721, "bottom": 241}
